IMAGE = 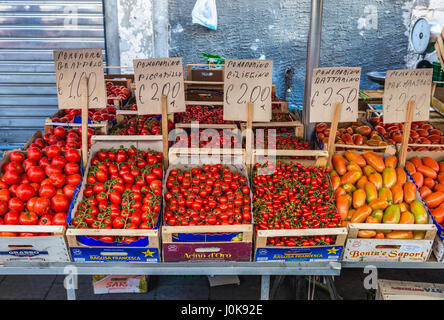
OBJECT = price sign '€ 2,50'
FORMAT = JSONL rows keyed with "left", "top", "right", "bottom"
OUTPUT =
{"left": 134, "top": 57, "right": 186, "bottom": 115}
{"left": 383, "top": 69, "right": 433, "bottom": 124}
{"left": 223, "top": 59, "right": 273, "bottom": 122}
{"left": 54, "top": 48, "right": 106, "bottom": 109}
{"left": 309, "top": 67, "right": 361, "bottom": 123}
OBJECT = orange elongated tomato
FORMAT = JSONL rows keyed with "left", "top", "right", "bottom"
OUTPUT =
{"left": 331, "top": 175, "right": 340, "bottom": 191}
{"left": 357, "top": 230, "right": 377, "bottom": 238}
{"left": 411, "top": 172, "right": 424, "bottom": 189}
{"left": 375, "top": 232, "right": 385, "bottom": 239}
{"left": 435, "top": 184, "right": 444, "bottom": 193}
{"left": 382, "top": 167, "right": 397, "bottom": 188}
{"left": 399, "top": 211, "right": 415, "bottom": 224}
{"left": 378, "top": 187, "right": 393, "bottom": 202}
{"left": 424, "top": 191, "right": 444, "bottom": 209}
{"left": 416, "top": 165, "right": 437, "bottom": 180}
{"left": 368, "top": 173, "right": 382, "bottom": 189}
{"left": 352, "top": 189, "right": 366, "bottom": 209}
{"left": 432, "top": 207, "right": 444, "bottom": 224}
{"left": 438, "top": 173, "right": 444, "bottom": 185}
{"left": 351, "top": 205, "right": 372, "bottom": 223}
{"left": 363, "top": 165, "right": 377, "bottom": 177}
{"left": 332, "top": 154, "right": 347, "bottom": 176}
{"left": 369, "top": 198, "right": 389, "bottom": 210}
{"left": 344, "top": 150, "right": 366, "bottom": 167}
{"left": 356, "top": 176, "right": 368, "bottom": 189}
{"left": 440, "top": 161, "right": 444, "bottom": 173}
{"left": 365, "top": 182, "right": 378, "bottom": 203}
{"left": 384, "top": 155, "right": 398, "bottom": 168}
{"left": 336, "top": 195, "right": 349, "bottom": 220}
{"left": 403, "top": 182, "right": 417, "bottom": 204}
{"left": 423, "top": 157, "right": 439, "bottom": 173}
{"left": 396, "top": 168, "right": 407, "bottom": 186}
{"left": 405, "top": 161, "right": 416, "bottom": 175}
{"left": 410, "top": 157, "right": 423, "bottom": 169}
{"left": 363, "top": 152, "right": 385, "bottom": 172}
{"left": 340, "top": 170, "right": 362, "bottom": 185}
{"left": 346, "top": 161, "right": 362, "bottom": 174}
{"left": 419, "top": 186, "right": 432, "bottom": 199}
{"left": 385, "top": 231, "right": 413, "bottom": 239}
{"left": 424, "top": 177, "right": 435, "bottom": 189}
{"left": 391, "top": 184, "right": 403, "bottom": 204}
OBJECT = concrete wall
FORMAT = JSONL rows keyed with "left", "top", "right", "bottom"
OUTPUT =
{"left": 168, "top": 0, "right": 422, "bottom": 106}
{"left": 117, "top": 0, "right": 154, "bottom": 72}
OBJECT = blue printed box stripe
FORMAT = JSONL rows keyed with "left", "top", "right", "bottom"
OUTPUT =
{"left": 0, "top": 249, "right": 48, "bottom": 258}
{"left": 70, "top": 247, "right": 159, "bottom": 263}
{"left": 255, "top": 246, "right": 343, "bottom": 262}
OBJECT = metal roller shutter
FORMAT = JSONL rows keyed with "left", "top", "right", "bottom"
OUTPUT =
{"left": 0, "top": 0, "right": 106, "bottom": 148}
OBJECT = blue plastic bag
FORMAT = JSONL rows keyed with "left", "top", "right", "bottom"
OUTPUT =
{"left": 192, "top": 0, "right": 217, "bottom": 30}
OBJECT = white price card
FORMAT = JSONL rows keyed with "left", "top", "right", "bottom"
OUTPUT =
{"left": 54, "top": 48, "right": 106, "bottom": 109}
{"left": 223, "top": 59, "right": 273, "bottom": 122}
{"left": 309, "top": 67, "right": 361, "bottom": 123}
{"left": 383, "top": 69, "right": 433, "bottom": 124}
{"left": 134, "top": 57, "right": 185, "bottom": 115}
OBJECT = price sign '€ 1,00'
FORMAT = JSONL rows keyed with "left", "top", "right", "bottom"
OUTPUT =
{"left": 54, "top": 48, "right": 106, "bottom": 109}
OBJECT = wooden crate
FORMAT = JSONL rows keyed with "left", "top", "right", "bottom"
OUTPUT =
{"left": 66, "top": 140, "right": 163, "bottom": 263}
{"left": 240, "top": 110, "right": 304, "bottom": 137}
{"left": 343, "top": 223, "right": 436, "bottom": 262}
{"left": 0, "top": 150, "right": 78, "bottom": 262}
{"left": 44, "top": 110, "right": 110, "bottom": 135}
{"left": 0, "top": 225, "right": 70, "bottom": 263}
{"left": 162, "top": 153, "right": 253, "bottom": 262}
{"left": 251, "top": 149, "right": 348, "bottom": 262}
{"left": 376, "top": 279, "right": 444, "bottom": 300}
{"left": 91, "top": 110, "right": 163, "bottom": 144}
{"left": 316, "top": 120, "right": 390, "bottom": 153}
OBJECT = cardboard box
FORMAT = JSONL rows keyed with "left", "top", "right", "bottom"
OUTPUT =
{"left": 376, "top": 279, "right": 444, "bottom": 300}
{"left": 92, "top": 275, "right": 147, "bottom": 294}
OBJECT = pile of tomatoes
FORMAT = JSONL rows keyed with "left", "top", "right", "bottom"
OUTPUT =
{"left": 255, "top": 134, "right": 309, "bottom": 150}
{"left": 27, "top": 126, "right": 100, "bottom": 151}
{"left": 51, "top": 106, "right": 117, "bottom": 123}
{"left": 252, "top": 161, "right": 339, "bottom": 247}
{"left": 172, "top": 129, "right": 241, "bottom": 149}
{"left": 70, "top": 146, "right": 163, "bottom": 243}
{"left": 252, "top": 113, "right": 298, "bottom": 134}
{"left": 332, "top": 151, "right": 429, "bottom": 239}
{"left": 175, "top": 105, "right": 233, "bottom": 124}
{"left": 106, "top": 82, "right": 131, "bottom": 103}
{"left": 164, "top": 164, "right": 251, "bottom": 226}
{"left": 110, "top": 115, "right": 174, "bottom": 136}
{"left": 370, "top": 117, "right": 444, "bottom": 151}
{"left": 405, "top": 156, "right": 444, "bottom": 225}
{"left": 316, "top": 121, "right": 387, "bottom": 148}
{"left": 0, "top": 147, "right": 82, "bottom": 235}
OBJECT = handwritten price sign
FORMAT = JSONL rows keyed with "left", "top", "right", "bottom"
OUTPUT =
{"left": 309, "top": 67, "right": 361, "bottom": 123}
{"left": 134, "top": 57, "right": 185, "bottom": 115}
{"left": 223, "top": 59, "right": 273, "bottom": 122}
{"left": 383, "top": 69, "right": 433, "bottom": 124}
{"left": 53, "top": 48, "right": 106, "bottom": 109}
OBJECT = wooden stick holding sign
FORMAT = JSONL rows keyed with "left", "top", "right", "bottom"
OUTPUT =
{"left": 80, "top": 77, "right": 89, "bottom": 170}
{"left": 245, "top": 102, "right": 254, "bottom": 174}
{"left": 327, "top": 102, "right": 342, "bottom": 166}
{"left": 161, "top": 95, "right": 169, "bottom": 170}
{"left": 398, "top": 101, "right": 415, "bottom": 168}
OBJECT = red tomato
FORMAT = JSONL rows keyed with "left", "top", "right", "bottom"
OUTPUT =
{"left": 15, "top": 183, "right": 35, "bottom": 201}
{"left": 4, "top": 211, "right": 19, "bottom": 225}
{"left": 39, "top": 184, "right": 56, "bottom": 199}
{"left": 27, "top": 166, "right": 45, "bottom": 183}
{"left": 51, "top": 194, "right": 69, "bottom": 212}
{"left": 19, "top": 211, "right": 38, "bottom": 225}
{"left": 52, "top": 212, "right": 67, "bottom": 226}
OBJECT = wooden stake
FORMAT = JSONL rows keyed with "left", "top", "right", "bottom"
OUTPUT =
{"left": 399, "top": 100, "right": 415, "bottom": 168}
{"left": 80, "top": 76, "right": 89, "bottom": 170}
{"left": 245, "top": 102, "right": 254, "bottom": 173}
{"left": 327, "top": 102, "right": 342, "bottom": 167}
{"left": 161, "top": 95, "right": 169, "bottom": 169}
